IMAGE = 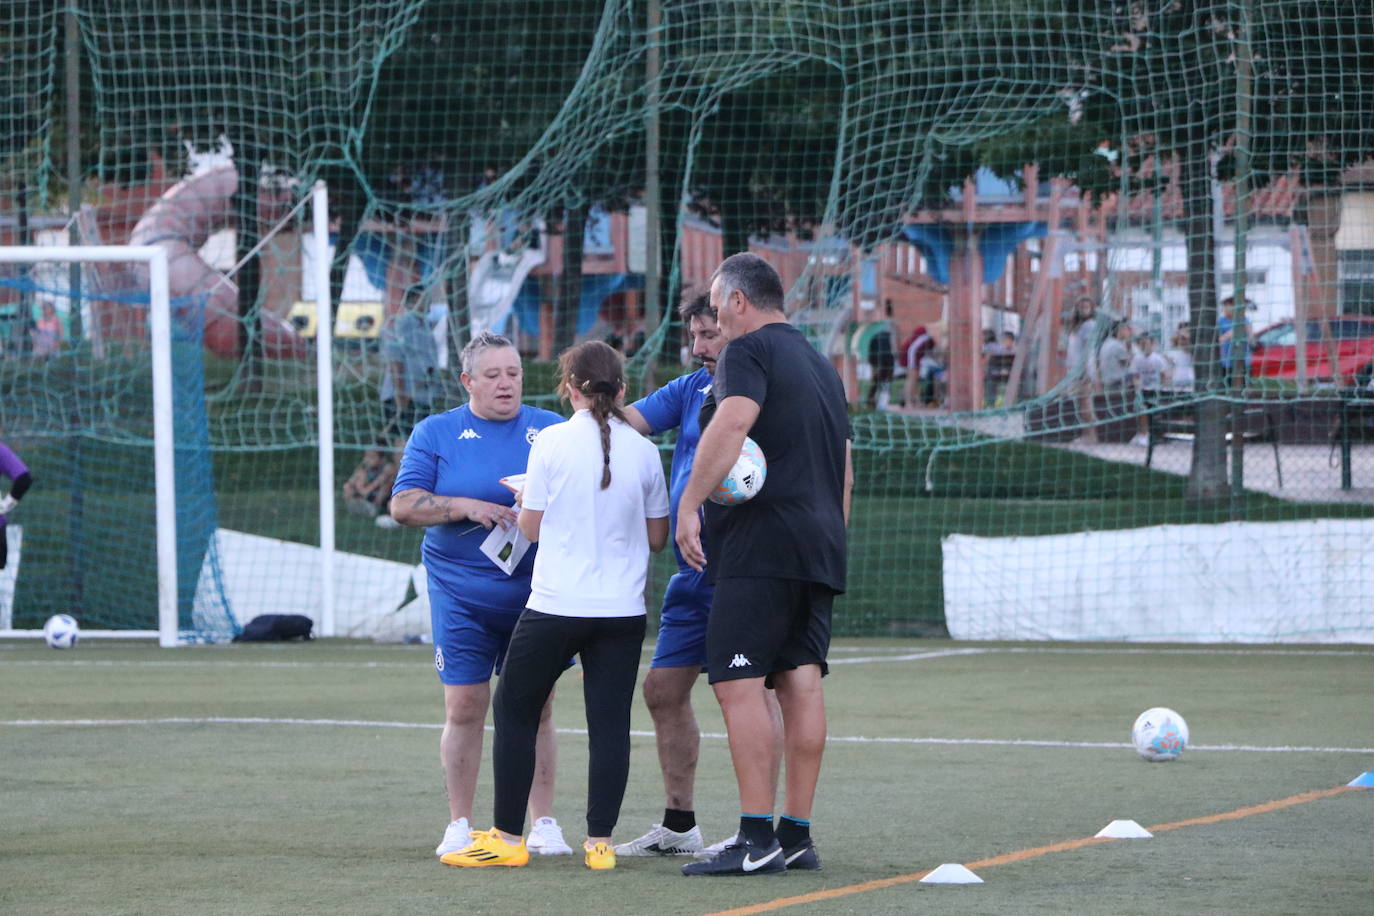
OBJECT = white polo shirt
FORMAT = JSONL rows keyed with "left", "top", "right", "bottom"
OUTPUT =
{"left": 522, "top": 410, "right": 670, "bottom": 618}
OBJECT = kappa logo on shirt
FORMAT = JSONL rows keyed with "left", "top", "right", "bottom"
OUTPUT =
{"left": 525, "top": 426, "right": 540, "bottom": 445}
{"left": 699, "top": 383, "right": 712, "bottom": 396}
{"left": 457, "top": 428, "right": 481, "bottom": 441}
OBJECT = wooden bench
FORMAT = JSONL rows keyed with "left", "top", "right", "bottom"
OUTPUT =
{"left": 1145, "top": 398, "right": 1283, "bottom": 488}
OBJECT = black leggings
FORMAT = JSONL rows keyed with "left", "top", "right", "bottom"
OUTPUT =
{"left": 492, "top": 610, "right": 645, "bottom": 838}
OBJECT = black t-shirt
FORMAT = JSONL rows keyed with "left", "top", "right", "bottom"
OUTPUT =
{"left": 870, "top": 329, "right": 895, "bottom": 370}
{"left": 699, "top": 322, "right": 850, "bottom": 592}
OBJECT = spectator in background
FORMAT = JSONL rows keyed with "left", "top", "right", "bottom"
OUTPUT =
{"left": 918, "top": 327, "right": 948, "bottom": 408}
{"left": 866, "top": 301, "right": 897, "bottom": 411}
{"left": 1218, "top": 295, "right": 1253, "bottom": 385}
{"left": 1097, "top": 320, "right": 1135, "bottom": 415}
{"left": 900, "top": 324, "right": 944, "bottom": 408}
{"left": 898, "top": 324, "right": 933, "bottom": 407}
{"left": 1065, "top": 296, "right": 1101, "bottom": 441}
{"left": 30, "top": 302, "right": 63, "bottom": 358}
{"left": 342, "top": 440, "right": 398, "bottom": 521}
{"left": 1165, "top": 326, "right": 1195, "bottom": 391}
{"left": 380, "top": 286, "right": 440, "bottom": 440}
{"left": 984, "top": 330, "right": 1017, "bottom": 407}
{"left": 1129, "top": 332, "right": 1170, "bottom": 447}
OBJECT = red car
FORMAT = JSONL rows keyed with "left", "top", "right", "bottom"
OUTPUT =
{"left": 1249, "top": 316, "right": 1374, "bottom": 385}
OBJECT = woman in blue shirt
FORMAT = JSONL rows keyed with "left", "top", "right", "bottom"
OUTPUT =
{"left": 390, "top": 331, "right": 570, "bottom": 859}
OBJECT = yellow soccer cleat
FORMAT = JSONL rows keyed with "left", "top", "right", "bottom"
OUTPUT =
{"left": 584, "top": 841, "right": 616, "bottom": 870}
{"left": 440, "top": 828, "right": 530, "bottom": 867}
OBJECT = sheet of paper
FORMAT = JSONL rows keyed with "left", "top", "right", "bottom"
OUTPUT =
{"left": 499, "top": 473, "right": 526, "bottom": 495}
{"left": 479, "top": 522, "right": 530, "bottom": 575}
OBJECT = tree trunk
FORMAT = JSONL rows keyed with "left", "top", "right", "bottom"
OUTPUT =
{"left": 234, "top": 144, "right": 263, "bottom": 392}
{"left": 554, "top": 204, "right": 587, "bottom": 353}
{"left": 1179, "top": 125, "right": 1229, "bottom": 504}
{"left": 443, "top": 211, "right": 470, "bottom": 359}
{"left": 321, "top": 165, "right": 364, "bottom": 328}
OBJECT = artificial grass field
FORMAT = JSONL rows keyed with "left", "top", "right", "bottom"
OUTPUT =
{"left": 2, "top": 638, "right": 1370, "bottom": 915}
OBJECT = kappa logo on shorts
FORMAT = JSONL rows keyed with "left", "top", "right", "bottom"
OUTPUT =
{"left": 728, "top": 653, "right": 752, "bottom": 669}
{"left": 434, "top": 646, "right": 445, "bottom": 672}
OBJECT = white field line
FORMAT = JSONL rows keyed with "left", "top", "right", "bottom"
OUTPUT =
{"left": 3, "top": 645, "right": 1368, "bottom": 671}
{"left": 3, "top": 716, "right": 1370, "bottom": 755}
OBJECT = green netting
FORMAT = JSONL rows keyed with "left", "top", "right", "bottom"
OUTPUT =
{"left": 2, "top": 2, "right": 1374, "bottom": 641}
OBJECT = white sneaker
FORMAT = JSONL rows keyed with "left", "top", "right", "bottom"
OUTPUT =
{"left": 435, "top": 817, "right": 471, "bottom": 857}
{"left": 526, "top": 816, "right": 573, "bottom": 855}
{"left": 614, "top": 823, "right": 705, "bottom": 857}
{"left": 697, "top": 833, "right": 737, "bottom": 857}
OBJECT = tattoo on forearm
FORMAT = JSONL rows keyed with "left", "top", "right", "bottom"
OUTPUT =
{"left": 412, "top": 492, "right": 460, "bottom": 522}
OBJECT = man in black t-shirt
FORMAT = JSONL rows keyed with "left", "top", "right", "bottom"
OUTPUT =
{"left": 677, "top": 253, "right": 852, "bottom": 877}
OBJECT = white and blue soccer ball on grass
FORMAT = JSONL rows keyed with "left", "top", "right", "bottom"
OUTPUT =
{"left": 1131, "top": 707, "right": 1189, "bottom": 761}
{"left": 43, "top": 614, "right": 81, "bottom": 650}
{"left": 709, "top": 436, "right": 767, "bottom": 505}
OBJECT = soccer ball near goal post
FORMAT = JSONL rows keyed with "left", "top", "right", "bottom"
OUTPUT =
{"left": 42, "top": 614, "right": 81, "bottom": 650}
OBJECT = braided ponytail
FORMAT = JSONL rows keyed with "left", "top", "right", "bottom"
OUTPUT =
{"left": 557, "top": 341, "right": 627, "bottom": 490}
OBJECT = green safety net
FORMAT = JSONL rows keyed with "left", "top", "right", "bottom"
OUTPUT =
{"left": 1, "top": 2, "right": 1373, "bottom": 641}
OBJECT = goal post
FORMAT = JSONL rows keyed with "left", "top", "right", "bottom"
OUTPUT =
{"left": 0, "top": 245, "right": 180, "bottom": 644}
{"left": 0, "top": 180, "right": 340, "bottom": 646}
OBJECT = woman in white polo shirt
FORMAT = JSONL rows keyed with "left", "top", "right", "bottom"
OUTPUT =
{"left": 445, "top": 340, "right": 669, "bottom": 871}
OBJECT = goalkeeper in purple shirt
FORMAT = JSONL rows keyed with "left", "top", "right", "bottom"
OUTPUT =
{"left": 0, "top": 440, "right": 33, "bottom": 570}
{"left": 613, "top": 293, "right": 781, "bottom": 858}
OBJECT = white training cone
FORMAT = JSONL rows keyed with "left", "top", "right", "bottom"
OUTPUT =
{"left": 920, "top": 863, "right": 984, "bottom": 884}
{"left": 1095, "top": 819, "right": 1153, "bottom": 839}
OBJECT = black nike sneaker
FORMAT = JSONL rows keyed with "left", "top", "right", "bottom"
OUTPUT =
{"left": 783, "top": 838, "right": 821, "bottom": 871}
{"left": 680, "top": 838, "right": 786, "bottom": 876}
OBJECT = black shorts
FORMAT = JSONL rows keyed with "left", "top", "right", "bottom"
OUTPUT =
{"left": 706, "top": 577, "right": 834, "bottom": 686}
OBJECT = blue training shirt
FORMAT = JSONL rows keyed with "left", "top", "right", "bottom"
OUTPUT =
{"left": 392, "top": 403, "right": 563, "bottom": 611}
{"left": 631, "top": 366, "right": 712, "bottom": 571}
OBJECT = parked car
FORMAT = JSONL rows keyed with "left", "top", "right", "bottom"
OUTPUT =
{"left": 1249, "top": 316, "right": 1374, "bottom": 385}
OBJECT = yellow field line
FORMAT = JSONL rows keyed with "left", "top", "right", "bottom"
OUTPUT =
{"left": 705, "top": 784, "right": 1361, "bottom": 916}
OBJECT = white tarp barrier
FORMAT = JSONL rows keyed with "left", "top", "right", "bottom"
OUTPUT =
{"left": 204, "top": 529, "right": 421, "bottom": 639}
{"left": 943, "top": 519, "right": 1374, "bottom": 643}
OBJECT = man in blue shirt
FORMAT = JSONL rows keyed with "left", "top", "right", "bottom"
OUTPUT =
{"left": 614, "top": 293, "right": 779, "bottom": 858}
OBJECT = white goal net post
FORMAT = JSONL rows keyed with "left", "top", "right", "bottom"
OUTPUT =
{"left": 0, "top": 181, "right": 337, "bottom": 646}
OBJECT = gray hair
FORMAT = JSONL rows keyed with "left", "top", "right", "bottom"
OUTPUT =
{"left": 461, "top": 331, "right": 517, "bottom": 375}
{"left": 710, "top": 252, "right": 785, "bottom": 313}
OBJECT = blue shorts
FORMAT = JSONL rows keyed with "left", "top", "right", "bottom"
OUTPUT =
{"left": 650, "top": 569, "right": 714, "bottom": 669}
{"left": 430, "top": 585, "right": 524, "bottom": 686}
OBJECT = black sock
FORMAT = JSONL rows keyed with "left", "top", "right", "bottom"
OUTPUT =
{"left": 775, "top": 815, "right": 811, "bottom": 848}
{"left": 662, "top": 808, "right": 696, "bottom": 834}
{"left": 738, "top": 814, "right": 774, "bottom": 847}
